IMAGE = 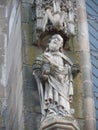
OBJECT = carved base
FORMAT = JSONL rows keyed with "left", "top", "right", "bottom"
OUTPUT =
{"left": 40, "top": 115, "right": 80, "bottom": 130}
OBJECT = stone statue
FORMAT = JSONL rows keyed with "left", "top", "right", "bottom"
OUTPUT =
{"left": 33, "top": 34, "right": 76, "bottom": 120}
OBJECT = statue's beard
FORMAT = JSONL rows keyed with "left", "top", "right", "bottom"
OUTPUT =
{"left": 49, "top": 43, "right": 59, "bottom": 51}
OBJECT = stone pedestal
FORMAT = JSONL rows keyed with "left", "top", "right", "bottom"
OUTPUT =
{"left": 41, "top": 115, "right": 80, "bottom": 130}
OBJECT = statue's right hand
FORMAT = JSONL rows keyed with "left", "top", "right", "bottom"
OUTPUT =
{"left": 41, "top": 74, "right": 48, "bottom": 81}
{"left": 42, "top": 63, "right": 50, "bottom": 74}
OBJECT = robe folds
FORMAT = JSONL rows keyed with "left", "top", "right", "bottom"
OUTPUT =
{"left": 33, "top": 51, "right": 73, "bottom": 116}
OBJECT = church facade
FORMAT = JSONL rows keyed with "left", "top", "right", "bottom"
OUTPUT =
{"left": 0, "top": 0, "right": 97, "bottom": 130}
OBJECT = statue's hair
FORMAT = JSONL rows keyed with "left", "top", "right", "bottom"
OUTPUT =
{"left": 51, "top": 34, "right": 63, "bottom": 47}
{"left": 46, "top": 34, "right": 64, "bottom": 52}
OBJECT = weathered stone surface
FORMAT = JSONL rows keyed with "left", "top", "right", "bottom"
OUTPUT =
{"left": 23, "top": 64, "right": 41, "bottom": 129}
{"left": 0, "top": 7, "right": 6, "bottom": 19}
{"left": 6, "top": 1, "right": 24, "bottom": 130}
{"left": 0, "top": 86, "right": 4, "bottom": 98}
{"left": 41, "top": 116, "right": 80, "bottom": 130}
{"left": 0, "top": 2, "right": 7, "bottom": 129}
{"left": 23, "top": 81, "right": 40, "bottom": 111}
{"left": 21, "top": 2, "right": 32, "bottom": 23}
{"left": 23, "top": 45, "right": 40, "bottom": 66}
{"left": 0, "top": 35, "right": 4, "bottom": 55}
{"left": 23, "top": 65, "right": 38, "bottom": 90}
{"left": 24, "top": 112, "right": 41, "bottom": 130}
{"left": 22, "top": 24, "right": 33, "bottom": 45}
{"left": 0, "top": 0, "right": 6, "bottom": 5}
{"left": 0, "top": 1, "right": 92, "bottom": 130}
{"left": 22, "top": 0, "right": 34, "bottom": 4}
{"left": 76, "top": 0, "right": 96, "bottom": 129}
{"left": 21, "top": 1, "right": 42, "bottom": 129}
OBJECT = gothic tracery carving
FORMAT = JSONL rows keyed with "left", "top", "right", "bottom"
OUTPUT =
{"left": 35, "top": 0, "right": 76, "bottom": 36}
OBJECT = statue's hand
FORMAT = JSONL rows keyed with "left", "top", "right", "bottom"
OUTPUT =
{"left": 41, "top": 62, "right": 51, "bottom": 81}
{"left": 41, "top": 74, "right": 48, "bottom": 81}
{"left": 42, "top": 68, "right": 50, "bottom": 79}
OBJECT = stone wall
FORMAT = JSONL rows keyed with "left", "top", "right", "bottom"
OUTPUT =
{"left": 2, "top": 0, "right": 42, "bottom": 129}
{"left": 0, "top": 0, "right": 92, "bottom": 130}
{"left": 21, "top": 0, "right": 41, "bottom": 129}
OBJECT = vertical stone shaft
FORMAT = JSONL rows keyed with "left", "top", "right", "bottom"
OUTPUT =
{"left": 76, "top": 0, "right": 96, "bottom": 130}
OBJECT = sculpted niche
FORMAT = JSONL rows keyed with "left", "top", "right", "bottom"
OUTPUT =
{"left": 35, "top": 0, "right": 76, "bottom": 35}
{"left": 32, "top": 1, "right": 80, "bottom": 130}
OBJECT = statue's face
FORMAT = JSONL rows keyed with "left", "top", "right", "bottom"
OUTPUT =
{"left": 49, "top": 35, "right": 63, "bottom": 51}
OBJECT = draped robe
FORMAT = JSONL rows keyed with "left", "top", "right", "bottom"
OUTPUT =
{"left": 33, "top": 51, "right": 73, "bottom": 117}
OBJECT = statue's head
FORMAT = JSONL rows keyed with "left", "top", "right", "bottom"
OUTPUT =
{"left": 48, "top": 34, "right": 63, "bottom": 51}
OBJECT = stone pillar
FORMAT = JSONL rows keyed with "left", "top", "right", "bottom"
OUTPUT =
{"left": 76, "top": 0, "right": 96, "bottom": 130}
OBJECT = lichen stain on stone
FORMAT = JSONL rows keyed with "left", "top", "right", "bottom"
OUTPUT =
{"left": 28, "top": 46, "right": 41, "bottom": 65}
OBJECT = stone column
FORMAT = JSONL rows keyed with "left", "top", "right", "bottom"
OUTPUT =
{"left": 76, "top": 0, "right": 96, "bottom": 130}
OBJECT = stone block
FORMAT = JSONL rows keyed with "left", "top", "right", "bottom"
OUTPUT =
{"left": 22, "top": 23, "right": 33, "bottom": 45}
{"left": 41, "top": 116, "right": 80, "bottom": 130}
{"left": 24, "top": 113, "right": 41, "bottom": 130}
{"left": 77, "top": 119, "right": 84, "bottom": 130}
{"left": 22, "top": 0, "right": 34, "bottom": 4}
{"left": 22, "top": 65, "right": 34, "bottom": 87}
{"left": 23, "top": 81, "right": 40, "bottom": 112}
{"left": 21, "top": 3, "right": 31, "bottom": 23}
